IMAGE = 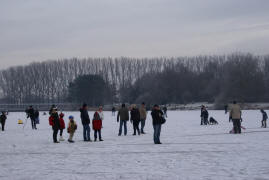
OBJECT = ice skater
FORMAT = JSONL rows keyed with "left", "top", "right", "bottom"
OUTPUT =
{"left": 260, "top": 109, "right": 268, "bottom": 128}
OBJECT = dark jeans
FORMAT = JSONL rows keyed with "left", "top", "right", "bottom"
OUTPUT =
{"left": 262, "top": 120, "right": 267, "bottom": 128}
{"left": 232, "top": 119, "right": 241, "bottom": 134}
{"left": 94, "top": 130, "right": 102, "bottom": 140}
{"left": 31, "top": 117, "right": 36, "bottom": 129}
{"left": 153, "top": 124, "right": 162, "bottom": 143}
{"left": 53, "top": 128, "right": 59, "bottom": 142}
{"left": 119, "top": 120, "right": 127, "bottom": 136}
{"left": 133, "top": 122, "right": 140, "bottom": 135}
{"left": 83, "top": 124, "right": 91, "bottom": 141}
{"left": 60, "top": 129, "right": 63, "bottom": 136}
{"left": 1, "top": 121, "right": 5, "bottom": 131}
{"left": 141, "top": 119, "right": 146, "bottom": 133}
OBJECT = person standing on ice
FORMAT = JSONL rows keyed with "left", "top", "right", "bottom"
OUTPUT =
{"left": 131, "top": 104, "right": 141, "bottom": 136}
{"left": 49, "top": 108, "right": 61, "bottom": 143}
{"left": 80, "top": 103, "right": 92, "bottom": 142}
{"left": 260, "top": 109, "right": 268, "bottom": 128}
{"left": 139, "top": 102, "right": 147, "bottom": 134}
{"left": 59, "top": 112, "right": 66, "bottom": 141}
{"left": 67, "top": 115, "right": 77, "bottom": 143}
{"left": 34, "top": 109, "right": 40, "bottom": 125}
{"left": 0, "top": 112, "right": 7, "bottom": 131}
{"left": 26, "top": 106, "right": 37, "bottom": 130}
{"left": 92, "top": 106, "right": 104, "bottom": 141}
{"left": 112, "top": 106, "right": 116, "bottom": 116}
{"left": 201, "top": 106, "right": 209, "bottom": 125}
{"left": 163, "top": 106, "right": 168, "bottom": 118}
{"left": 117, "top": 103, "right": 129, "bottom": 136}
{"left": 151, "top": 105, "right": 164, "bottom": 144}
{"left": 229, "top": 101, "right": 242, "bottom": 134}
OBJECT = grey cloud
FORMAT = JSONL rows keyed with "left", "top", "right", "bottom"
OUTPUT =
{"left": 0, "top": 0, "right": 269, "bottom": 69}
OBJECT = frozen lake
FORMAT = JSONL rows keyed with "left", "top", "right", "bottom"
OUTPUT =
{"left": 0, "top": 110, "right": 269, "bottom": 180}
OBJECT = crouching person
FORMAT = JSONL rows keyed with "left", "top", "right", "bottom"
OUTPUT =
{"left": 67, "top": 116, "right": 77, "bottom": 143}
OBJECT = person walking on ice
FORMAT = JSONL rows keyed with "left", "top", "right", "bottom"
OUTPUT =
{"left": 117, "top": 104, "right": 129, "bottom": 136}
{"left": 260, "top": 109, "right": 268, "bottom": 128}
{"left": 229, "top": 101, "right": 242, "bottom": 134}
{"left": 67, "top": 116, "right": 77, "bottom": 143}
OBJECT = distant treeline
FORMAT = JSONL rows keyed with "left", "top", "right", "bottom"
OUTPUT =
{"left": 0, "top": 53, "right": 269, "bottom": 106}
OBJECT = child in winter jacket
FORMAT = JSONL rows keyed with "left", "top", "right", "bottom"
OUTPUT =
{"left": 67, "top": 116, "right": 77, "bottom": 143}
{"left": 92, "top": 107, "right": 103, "bottom": 141}
{"left": 59, "top": 113, "right": 66, "bottom": 141}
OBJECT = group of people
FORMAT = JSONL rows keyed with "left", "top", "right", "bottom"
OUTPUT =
{"left": 117, "top": 103, "right": 166, "bottom": 144}
{"left": 201, "top": 101, "right": 268, "bottom": 134}
{"left": 48, "top": 103, "right": 104, "bottom": 143}
{"left": 25, "top": 106, "right": 39, "bottom": 130}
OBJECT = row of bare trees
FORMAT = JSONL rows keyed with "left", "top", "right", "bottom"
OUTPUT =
{"left": 0, "top": 53, "right": 269, "bottom": 105}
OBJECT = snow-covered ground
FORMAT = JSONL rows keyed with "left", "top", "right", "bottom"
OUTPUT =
{"left": 1, "top": 110, "right": 269, "bottom": 180}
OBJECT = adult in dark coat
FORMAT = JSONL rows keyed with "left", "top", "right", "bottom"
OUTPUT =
{"left": 201, "top": 106, "right": 209, "bottom": 125}
{"left": 151, "top": 105, "right": 164, "bottom": 144}
{"left": 261, "top": 109, "right": 268, "bottom": 128}
{"left": 50, "top": 108, "right": 60, "bottom": 143}
{"left": 0, "top": 112, "right": 7, "bottom": 131}
{"left": 26, "top": 106, "right": 37, "bottom": 130}
{"left": 117, "top": 104, "right": 129, "bottom": 136}
{"left": 80, "top": 103, "right": 91, "bottom": 141}
{"left": 131, "top": 105, "right": 141, "bottom": 135}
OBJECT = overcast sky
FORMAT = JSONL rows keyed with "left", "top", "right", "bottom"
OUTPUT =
{"left": 0, "top": 0, "right": 269, "bottom": 69}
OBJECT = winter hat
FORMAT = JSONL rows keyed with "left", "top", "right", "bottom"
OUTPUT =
{"left": 69, "top": 115, "right": 74, "bottom": 120}
{"left": 83, "top": 103, "right": 87, "bottom": 108}
{"left": 60, "top": 113, "right": 64, "bottom": 117}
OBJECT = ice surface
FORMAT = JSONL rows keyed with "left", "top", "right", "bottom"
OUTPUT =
{"left": 1, "top": 110, "right": 269, "bottom": 180}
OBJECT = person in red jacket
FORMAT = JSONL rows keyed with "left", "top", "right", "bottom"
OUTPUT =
{"left": 92, "top": 107, "right": 103, "bottom": 141}
{"left": 49, "top": 108, "right": 60, "bottom": 143}
{"left": 59, "top": 112, "right": 66, "bottom": 141}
